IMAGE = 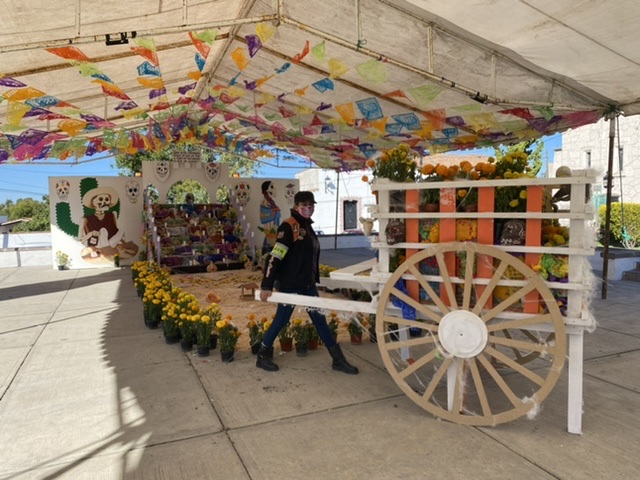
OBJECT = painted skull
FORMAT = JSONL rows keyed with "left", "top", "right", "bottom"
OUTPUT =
{"left": 233, "top": 182, "right": 251, "bottom": 206}
{"left": 125, "top": 180, "right": 140, "bottom": 203}
{"left": 155, "top": 161, "right": 170, "bottom": 181}
{"left": 55, "top": 180, "right": 71, "bottom": 200}
{"left": 285, "top": 183, "right": 296, "bottom": 204}
{"left": 205, "top": 163, "right": 220, "bottom": 181}
{"left": 92, "top": 194, "right": 112, "bottom": 212}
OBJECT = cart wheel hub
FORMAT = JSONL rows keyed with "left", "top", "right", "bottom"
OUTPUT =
{"left": 438, "top": 310, "right": 488, "bottom": 358}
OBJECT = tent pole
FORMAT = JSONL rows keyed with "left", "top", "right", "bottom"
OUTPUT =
{"left": 601, "top": 114, "right": 616, "bottom": 299}
{"left": 333, "top": 172, "right": 340, "bottom": 250}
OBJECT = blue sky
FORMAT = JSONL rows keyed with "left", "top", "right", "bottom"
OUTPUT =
{"left": 0, "top": 134, "right": 562, "bottom": 204}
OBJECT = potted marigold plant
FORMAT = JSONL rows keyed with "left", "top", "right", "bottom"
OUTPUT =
{"left": 216, "top": 316, "right": 240, "bottom": 362}
{"left": 55, "top": 251, "right": 70, "bottom": 270}
{"left": 307, "top": 323, "right": 320, "bottom": 350}
{"left": 345, "top": 315, "right": 367, "bottom": 345}
{"left": 327, "top": 312, "right": 340, "bottom": 343}
{"left": 290, "top": 316, "right": 311, "bottom": 357}
{"left": 278, "top": 321, "right": 293, "bottom": 352}
{"left": 196, "top": 303, "right": 221, "bottom": 357}
{"left": 247, "top": 313, "right": 265, "bottom": 354}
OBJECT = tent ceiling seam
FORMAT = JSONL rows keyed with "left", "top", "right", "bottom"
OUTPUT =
{"left": 280, "top": 15, "right": 603, "bottom": 111}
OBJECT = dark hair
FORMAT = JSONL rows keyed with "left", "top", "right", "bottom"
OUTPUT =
{"left": 261, "top": 181, "right": 272, "bottom": 193}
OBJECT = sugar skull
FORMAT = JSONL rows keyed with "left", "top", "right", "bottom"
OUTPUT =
{"left": 155, "top": 161, "right": 170, "bottom": 182}
{"left": 233, "top": 182, "right": 251, "bottom": 207}
{"left": 285, "top": 182, "right": 296, "bottom": 204}
{"left": 125, "top": 180, "right": 140, "bottom": 203}
{"left": 55, "top": 179, "right": 71, "bottom": 200}
{"left": 205, "top": 162, "right": 220, "bottom": 181}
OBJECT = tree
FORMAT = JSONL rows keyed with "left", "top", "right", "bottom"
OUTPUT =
{"left": 114, "top": 145, "right": 260, "bottom": 177}
{"left": 2, "top": 196, "right": 51, "bottom": 232}
{"left": 493, "top": 139, "right": 544, "bottom": 176}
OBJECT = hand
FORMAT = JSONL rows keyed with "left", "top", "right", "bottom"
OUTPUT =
{"left": 260, "top": 290, "right": 272, "bottom": 302}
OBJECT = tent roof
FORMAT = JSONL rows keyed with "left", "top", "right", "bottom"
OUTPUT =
{"left": 1, "top": 0, "right": 637, "bottom": 169}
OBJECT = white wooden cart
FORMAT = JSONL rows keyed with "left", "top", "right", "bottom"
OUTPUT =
{"left": 264, "top": 173, "right": 596, "bottom": 434}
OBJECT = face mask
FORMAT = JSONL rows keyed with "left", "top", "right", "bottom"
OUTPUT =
{"left": 299, "top": 205, "right": 314, "bottom": 218}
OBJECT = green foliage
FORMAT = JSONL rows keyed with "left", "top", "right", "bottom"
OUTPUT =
{"left": 1, "top": 196, "right": 51, "bottom": 232}
{"left": 493, "top": 139, "right": 544, "bottom": 177}
{"left": 114, "top": 145, "right": 260, "bottom": 177}
{"left": 167, "top": 179, "right": 210, "bottom": 204}
{"left": 598, "top": 203, "right": 640, "bottom": 248}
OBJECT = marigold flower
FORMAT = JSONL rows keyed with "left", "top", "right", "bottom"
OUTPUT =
{"left": 509, "top": 199, "right": 519, "bottom": 208}
{"left": 366, "top": 159, "right": 376, "bottom": 168}
{"left": 519, "top": 190, "right": 528, "bottom": 199}
{"left": 421, "top": 164, "right": 435, "bottom": 175}
{"left": 361, "top": 175, "right": 369, "bottom": 183}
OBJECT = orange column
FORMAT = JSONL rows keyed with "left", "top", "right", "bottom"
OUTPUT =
{"left": 476, "top": 186, "right": 495, "bottom": 307}
{"left": 524, "top": 185, "right": 543, "bottom": 313}
{"left": 405, "top": 189, "right": 420, "bottom": 300}
{"left": 439, "top": 187, "right": 456, "bottom": 306}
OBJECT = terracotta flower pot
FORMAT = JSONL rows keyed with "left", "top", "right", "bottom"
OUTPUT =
{"left": 350, "top": 334, "right": 363, "bottom": 345}
{"left": 279, "top": 338, "right": 293, "bottom": 352}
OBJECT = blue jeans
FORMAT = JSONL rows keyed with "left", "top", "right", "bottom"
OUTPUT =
{"left": 262, "top": 285, "right": 336, "bottom": 348}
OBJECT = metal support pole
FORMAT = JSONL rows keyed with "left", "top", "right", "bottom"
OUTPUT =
{"left": 333, "top": 172, "right": 340, "bottom": 250}
{"left": 601, "top": 115, "right": 616, "bottom": 299}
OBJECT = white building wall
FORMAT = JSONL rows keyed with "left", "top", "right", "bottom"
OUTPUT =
{"left": 552, "top": 116, "right": 640, "bottom": 206}
{"left": 296, "top": 169, "right": 377, "bottom": 235}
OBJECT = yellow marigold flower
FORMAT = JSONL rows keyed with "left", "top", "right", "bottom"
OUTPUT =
{"left": 509, "top": 199, "right": 519, "bottom": 208}
{"left": 248, "top": 313, "right": 256, "bottom": 321}
{"left": 519, "top": 190, "right": 527, "bottom": 199}
{"left": 216, "top": 319, "right": 227, "bottom": 329}
{"left": 457, "top": 189, "right": 467, "bottom": 198}
{"left": 201, "top": 315, "right": 210, "bottom": 323}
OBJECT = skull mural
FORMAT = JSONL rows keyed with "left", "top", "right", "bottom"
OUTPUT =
{"left": 285, "top": 182, "right": 296, "bottom": 204}
{"left": 233, "top": 182, "right": 251, "bottom": 207}
{"left": 155, "top": 161, "right": 170, "bottom": 182}
{"left": 55, "top": 179, "right": 71, "bottom": 200}
{"left": 204, "top": 162, "right": 220, "bottom": 182}
{"left": 125, "top": 180, "right": 140, "bottom": 203}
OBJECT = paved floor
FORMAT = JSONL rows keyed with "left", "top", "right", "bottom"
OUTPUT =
{"left": 0, "top": 252, "right": 639, "bottom": 479}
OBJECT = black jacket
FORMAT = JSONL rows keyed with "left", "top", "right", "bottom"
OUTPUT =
{"left": 261, "top": 209, "right": 320, "bottom": 291}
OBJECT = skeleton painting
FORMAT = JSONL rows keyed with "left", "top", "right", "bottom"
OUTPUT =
{"left": 79, "top": 186, "right": 139, "bottom": 263}
{"left": 258, "top": 180, "right": 281, "bottom": 253}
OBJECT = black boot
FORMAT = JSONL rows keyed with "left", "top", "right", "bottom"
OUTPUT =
{"left": 256, "top": 344, "right": 279, "bottom": 372}
{"left": 328, "top": 344, "right": 359, "bottom": 375}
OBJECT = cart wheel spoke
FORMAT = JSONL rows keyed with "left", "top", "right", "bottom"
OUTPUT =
{"left": 476, "top": 353, "right": 521, "bottom": 407}
{"left": 484, "top": 346, "right": 546, "bottom": 386}
{"left": 435, "top": 252, "right": 458, "bottom": 309}
{"left": 472, "top": 259, "right": 508, "bottom": 315}
{"left": 468, "top": 359, "right": 492, "bottom": 417}
{"left": 461, "top": 248, "right": 476, "bottom": 311}
{"left": 407, "top": 263, "right": 450, "bottom": 315}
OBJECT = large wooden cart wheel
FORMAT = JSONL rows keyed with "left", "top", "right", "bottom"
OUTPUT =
{"left": 375, "top": 242, "right": 566, "bottom": 426}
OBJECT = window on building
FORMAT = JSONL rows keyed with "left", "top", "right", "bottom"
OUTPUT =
{"left": 343, "top": 200, "right": 358, "bottom": 230}
{"left": 585, "top": 150, "right": 591, "bottom": 168}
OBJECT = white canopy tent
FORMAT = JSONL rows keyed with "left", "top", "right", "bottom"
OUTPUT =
{"left": 1, "top": 0, "right": 638, "bottom": 168}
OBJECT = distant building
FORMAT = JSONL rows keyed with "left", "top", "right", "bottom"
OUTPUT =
{"left": 296, "top": 169, "right": 377, "bottom": 236}
{"left": 551, "top": 116, "right": 640, "bottom": 208}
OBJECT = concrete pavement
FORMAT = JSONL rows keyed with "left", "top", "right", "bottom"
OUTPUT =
{"left": 0, "top": 254, "right": 639, "bottom": 479}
